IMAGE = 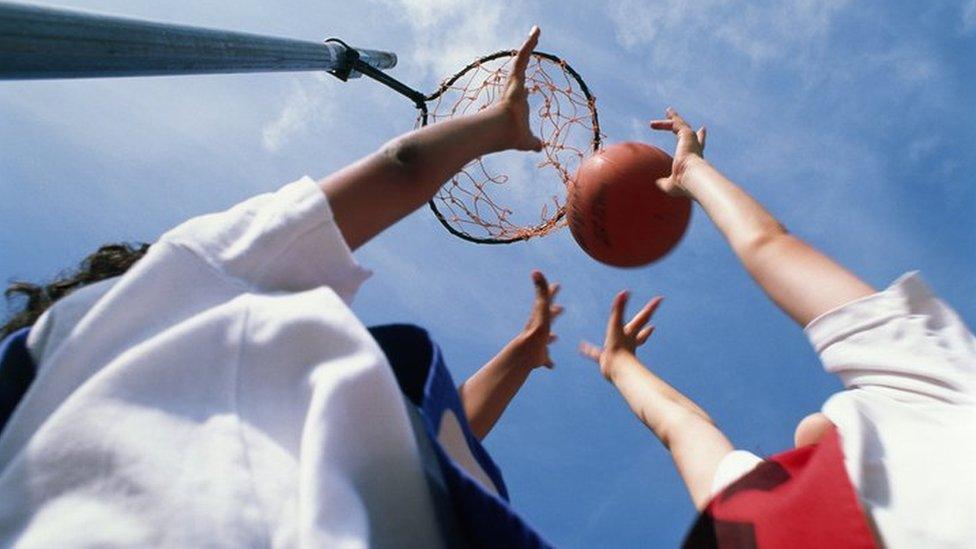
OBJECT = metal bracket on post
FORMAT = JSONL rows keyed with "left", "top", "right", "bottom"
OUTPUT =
{"left": 323, "top": 38, "right": 360, "bottom": 82}
{"left": 324, "top": 37, "right": 427, "bottom": 112}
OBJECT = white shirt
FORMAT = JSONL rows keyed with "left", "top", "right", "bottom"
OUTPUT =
{"left": 0, "top": 178, "right": 444, "bottom": 548}
{"left": 710, "top": 272, "right": 976, "bottom": 548}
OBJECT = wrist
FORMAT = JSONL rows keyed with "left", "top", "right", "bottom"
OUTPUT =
{"left": 656, "top": 403, "right": 716, "bottom": 449}
{"left": 505, "top": 332, "right": 542, "bottom": 372}
{"left": 676, "top": 155, "right": 709, "bottom": 198}
{"left": 603, "top": 349, "right": 639, "bottom": 383}
{"left": 476, "top": 104, "right": 517, "bottom": 154}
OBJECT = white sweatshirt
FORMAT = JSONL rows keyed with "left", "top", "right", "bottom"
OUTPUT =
{"left": 0, "top": 178, "right": 443, "bottom": 548}
{"left": 710, "top": 273, "right": 976, "bottom": 548}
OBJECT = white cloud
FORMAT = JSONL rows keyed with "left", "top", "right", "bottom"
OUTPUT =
{"left": 387, "top": 0, "right": 469, "bottom": 29}
{"left": 374, "top": 0, "right": 529, "bottom": 81}
{"left": 606, "top": 0, "right": 947, "bottom": 105}
{"left": 627, "top": 117, "right": 648, "bottom": 143}
{"left": 608, "top": 0, "right": 850, "bottom": 67}
{"left": 865, "top": 45, "right": 941, "bottom": 85}
{"left": 962, "top": 0, "right": 976, "bottom": 34}
{"left": 262, "top": 74, "right": 334, "bottom": 153}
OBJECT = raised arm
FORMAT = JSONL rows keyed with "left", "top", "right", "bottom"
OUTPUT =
{"left": 650, "top": 109, "right": 875, "bottom": 326}
{"left": 319, "top": 27, "right": 544, "bottom": 251}
{"left": 459, "top": 271, "right": 563, "bottom": 440}
{"left": 580, "top": 293, "right": 734, "bottom": 509}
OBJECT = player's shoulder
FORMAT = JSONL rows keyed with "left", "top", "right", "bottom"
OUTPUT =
{"left": 808, "top": 271, "right": 976, "bottom": 403}
{"left": 235, "top": 288, "right": 372, "bottom": 354}
{"left": 238, "top": 286, "right": 357, "bottom": 322}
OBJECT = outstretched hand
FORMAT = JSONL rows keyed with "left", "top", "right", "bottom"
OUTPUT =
{"left": 580, "top": 292, "right": 662, "bottom": 380}
{"left": 649, "top": 108, "right": 706, "bottom": 197}
{"left": 499, "top": 26, "right": 544, "bottom": 152}
{"left": 458, "top": 269, "right": 561, "bottom": 440}
{"left": 517, "top": 270, "right": 563, "bottom": 369}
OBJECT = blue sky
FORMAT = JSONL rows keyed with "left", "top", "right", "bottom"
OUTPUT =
{"left": 1, "top": 1, "right": 974, "bottom": 546}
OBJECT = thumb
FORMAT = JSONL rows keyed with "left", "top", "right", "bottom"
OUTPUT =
{"left": 579, "top": 340, "right": 602, "bottom": 362}
{"left": 531, "top": 270, "right": 549, "bottom": 299}
{"left": 524, "top": 134, "right": 544, "bottom": 152}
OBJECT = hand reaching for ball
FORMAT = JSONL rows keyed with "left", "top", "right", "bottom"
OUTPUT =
{"left": 579, "top": 291, "right": 663, "bottom": 381}
{"left": 649, "top": 108, "right": 707, "bottom": 197}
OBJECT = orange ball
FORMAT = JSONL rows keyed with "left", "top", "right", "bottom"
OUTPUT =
{"left": 567, "top": 142, "right": 692, "bottom": 267}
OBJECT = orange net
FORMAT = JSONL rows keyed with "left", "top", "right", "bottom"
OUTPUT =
{"left": 421, "top": 51, "right": 601, "bottom": 244}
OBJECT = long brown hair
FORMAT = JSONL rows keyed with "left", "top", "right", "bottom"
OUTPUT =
{"left": 1, "top": 243, "right": 150, "bottom": 339}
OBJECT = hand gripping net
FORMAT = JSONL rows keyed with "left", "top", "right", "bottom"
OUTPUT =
{"left": 420, "top": 51, "right": 601, "bottom": 244}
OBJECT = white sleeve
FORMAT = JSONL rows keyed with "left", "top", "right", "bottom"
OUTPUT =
{"left": 804, "top": 272, "right": 976, "bottom": 404}
{"left": 236, "top": 291, "right": 443, "bottom": 547}
{"left": 710, "top": 450, "right": 765, "bottom": 497}
{"left": 159, "top": 177, "right": 370, "bottom": 303}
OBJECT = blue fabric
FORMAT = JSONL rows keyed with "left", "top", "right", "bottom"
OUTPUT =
{"left": 369, "top": 324, "right": 551, "bottom": 548}
{"left": 420, "top": 341, "right": 509, "bottom": 500}
{"left": 0, "top": 328, "right": 34, "bottom": 437}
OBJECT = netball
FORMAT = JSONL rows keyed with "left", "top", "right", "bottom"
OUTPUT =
{"left": 567, "top": 142, "right": 692, "bottom": 267}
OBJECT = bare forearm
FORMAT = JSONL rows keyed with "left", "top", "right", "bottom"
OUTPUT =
{"left": 608, "top": 353, "right": 712, "bottom": 440}
{"left": 681, "top": 157, "right": 784, "bottom": 254}
{"left": 320, "top": 105, "right": 513, "bottom": 250}
{"left": 609, "top": 354, "right": 733, "bottom": 509}
{"left": 459, "top": 336, "right": 534, "bottom": 440}
{"left": 666, "top": 410, "right": 735, "bottom": 509}
{"left": 682, "top": 157, "right": 874, "bottom": 326}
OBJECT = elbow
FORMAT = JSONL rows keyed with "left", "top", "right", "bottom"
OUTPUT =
{"left": 691, "top": 491, "right": 713, "bottom": 511}
{"left": 381, "top": 137, "right": 423, "bottom": 176}
{"left": 654, "top": 405, "right": 715, "bottom": 450}
{"left": 735, "top": 223, "right": 790, "bottom": 261}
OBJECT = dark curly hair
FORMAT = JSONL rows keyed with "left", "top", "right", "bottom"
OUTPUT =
{"left": 1, "top": 243, "right": 150, "bottom": 340}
